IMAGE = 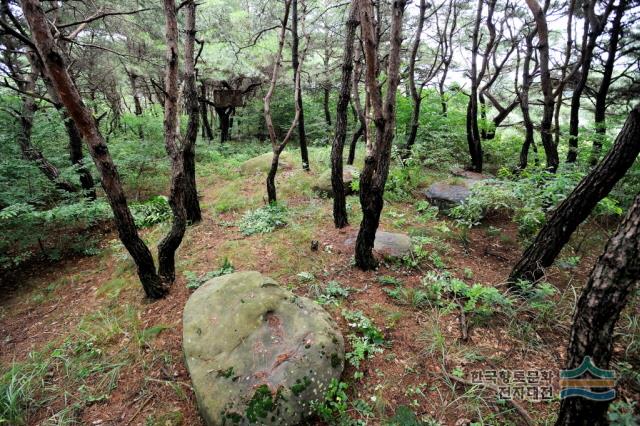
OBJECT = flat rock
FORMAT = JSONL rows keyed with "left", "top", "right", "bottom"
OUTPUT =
{"left": 183, "top": 271, "right": 344, "bottom": 426}
{"left": 344, "top": 231, "right": 412, "bottom": 258}
{"left": 239, "top": 152, "right": 294, "bottom": 175}
{"left": 425, "top": 181, "right": 472, "bottom": 208}
{"left": 312, "top": 165, "right": 359, "bottom": 197}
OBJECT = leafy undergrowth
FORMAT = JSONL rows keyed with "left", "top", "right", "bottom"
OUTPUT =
{"left": 1, "top": 142, "right": 638, "bottom": 426}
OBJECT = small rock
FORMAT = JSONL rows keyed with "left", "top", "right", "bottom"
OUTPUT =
{"left": 344, "top": 231, "right": 412, "bottom": 259}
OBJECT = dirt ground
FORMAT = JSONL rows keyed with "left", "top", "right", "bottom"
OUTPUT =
{"left": 0, "top": 166, "right": 634, "bottom": 426}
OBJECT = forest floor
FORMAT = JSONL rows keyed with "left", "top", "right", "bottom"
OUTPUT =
{"left": 0, "top": 145, "right": 636, "bottom": 426}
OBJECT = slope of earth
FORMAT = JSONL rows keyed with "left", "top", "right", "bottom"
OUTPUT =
{"left": 1, "top": 144, "right": 636, "bottom": 426}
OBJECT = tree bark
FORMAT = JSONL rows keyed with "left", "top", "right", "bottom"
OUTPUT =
{"left": 263, "top": 0, "right": 304, "bottom": 204}
{"left": 553, "top": 0, "right": 575, "bottom": 147}
{"left": 525, "top": 0, "right": 558, "bottom": 172}
{"left": 555, "top": 191, "right": 640, "bottom": 426}
{"left": 355, "top": 0, "right": 407, "bottom": 270}
{"left": 519, "top": 28, "right": 537, "bottom": 170}
{"left": 157, "top": 0, "right": 190, "bottom": 282}
{"left": 348, "top": 49, "right": 366, "bottom": 166}
{"left": 215, "top": 106, "right": 231, "bottom": 143}
{"left": 200, "top": 83, "right": 214, "bottom": 141}
{"left": 292, "top": 0, "right": 310, "bottom": 171}
{"left": 20, "top": 0, "right": 166, "bottom": 298}
{"left": 331, "top": 0, "right": 358, "bottom": 229}
{"left": 466, "top": 0, "right": 484, "bottom": 173}
{"left": 590, "top": 0, "right": 628, "bottom": 166}
{"left": 567, "top": 0, "right": 614, "bottom": 163}
{"left": 64, "top": 112, "right": 96, "bottom": 199}
{"left": 509, "top": 104, "right": 640, "bottom": 284}
{"left": 402, "top": 0, "right": 428, "bottom": 159}
{"left": 182, "top": 0, "right": 201, "bottom": 224}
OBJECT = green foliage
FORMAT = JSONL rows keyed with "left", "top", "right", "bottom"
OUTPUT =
{"left": 449, "top": 167, "right": 624, "bottom": 239}
{"left": 421, "top": 272, "right": 513, "bottom": 323}
{"left": 0, "top": 199, "right": 111, "bottom": 270}
{"left": 130, "top": 196, "right": 172, "bottom": 228}
{"left": 238, "top": 203, "right": 288, "bottom": 236}
{"left": 313, "top": 379, "right": 351, "bottom": 425}
{"left": 387, "top": 406, "right": 424, "bottom": 426}
{"left": 185, "top": 258, "right": 235, "bottom": 290}
{"left": 317, "top": 281, "right": 351, "bottom": 305}
{"left": 0, "top": 354, "right": 49, "bottom": 425}
{"left": 608, "top": 401, "right": 639, "bottom": 426}
{"left": 342, "top": 310, "right": 385, "bottom": 368}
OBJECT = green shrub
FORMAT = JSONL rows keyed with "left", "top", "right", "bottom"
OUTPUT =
{"left": 130, "top": 196, "right": 172, "bottom": 228}
{"left": 238, "top": 203, "right": 288, "bottom": 236}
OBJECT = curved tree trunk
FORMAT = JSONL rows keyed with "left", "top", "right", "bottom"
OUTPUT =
{"left": 402, "top": 0, "right": 427, "bottom": 159}
{"left": 331, "top": 1, "right": 358, "bottom": 229}
{"left": 21, "top": 0, "right": 166, "bottom": 298}
{"left": 355, "top": 0, "right": 406, "bottom": 270}
{"left": 590, "top": 0, "right": 628, "bottom": 166}
{"left": 525, "top": 0, "right": 559, "bottom": 172}
{"left": 509, "top": 105, "right": 640, "bottom": 284}
{"left": 157, "top": 0, "right": 188, "bottom": 283}
{"left": 263, "top": 0, "right": 304, "bottom": 204}
{"left": 555, "top": 191, "right": 640, "bottom": 426}
{"left": 518, "top": 28, "right": 537, "bottom": 170}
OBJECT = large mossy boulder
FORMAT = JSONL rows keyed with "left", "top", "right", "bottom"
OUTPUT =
{"left": 183, "top": 271, "right": 344, "bottom": 425}
{"left": 312, "top": 165, "right": 358, "bottom": 197}
{"left": 344, "top": 231, "right": 412, "bottom": 259}
{"left": 239, "top": 152, "right": 294, "bottom": 175}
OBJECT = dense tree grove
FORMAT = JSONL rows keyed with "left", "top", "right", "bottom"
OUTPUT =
{"left": 1, "top": 0, "right": 639, "bottom": 424}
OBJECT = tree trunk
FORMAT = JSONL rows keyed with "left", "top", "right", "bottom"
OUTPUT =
{"left": 466, "top": 0, "right": 483, "bottom": 173}
{"left": 555, "top": 191, "right": 640, "bottom": 426}
{"left": 525, "top": 0, "right": 558, "bottom": 172}
{"left": 182, "top": 0, "right": 201, "bottom": 224}
{"left": 21, "top": 0, "right": 166, "bottom": 298}
{"left": 518, "top": 28, "right": 536, "bottom": 170}
{"left": 567, "top": 14, "right": 594, "bottom": 163}
{"left": 200, "top": 83, "right": 214, "bottom": 141}
{"left": 348, "top": 51, "right": 366, "bottom": 166}
{"left": 402, "top": 0, "right": 427, "bottom": 159}
{"left": 553, "top": 0, "right": 575, "bottom": 147}
{"left": 331, "top": 1, "right": 358, "bottom": 229}
{"left": 292, "top": 0, "right": 309, "bottom": 171}
{"left": 590, "top": 0, "right": 627, "bottom": 166}
{"left": 263, "top": 0, "right": 304, "bottom": 203}
{"left": 509, "top": 105, "right": 640, "bottom": 284}
{"left": 323, "top": 86, "right": 332, "bottom": 127}
{"left": 215, "top": 106, "right": 231, "bottom": 143}
{"left": 157, "top": 0, "right": 189, "bottom": 282}
{"left": 355, "top": 0, "right": 406, "bottom": 270}
{"left": 323, "top": 38, "right": 332, "bottom": 128}
{"left": 64, "top": 113, "right": 96, "bottom": 199}
{"left": 567, "top": 1, "right": 613, "bottom": 163}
